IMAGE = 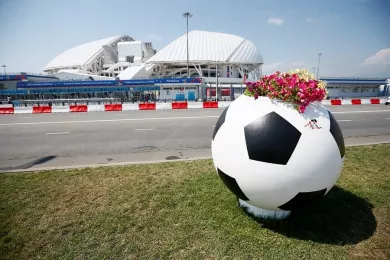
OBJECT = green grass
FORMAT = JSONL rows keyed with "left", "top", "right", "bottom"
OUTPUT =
{"left": 0, "top": 144, "right": 389, "bottom": 260}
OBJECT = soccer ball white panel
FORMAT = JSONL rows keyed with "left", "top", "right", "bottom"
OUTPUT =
{"left": 224, "top": 95, "right": 275, "bottom": 127}
{"left": 273, "top": 101, "right": 331, "bottom": 134}
{"left": 286, "top": 131, "right": 344, "bottom": 194}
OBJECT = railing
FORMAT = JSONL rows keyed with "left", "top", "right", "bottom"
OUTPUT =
{"left": 0, "top": 72, "right": 56, "bottom": 77}
{"left": 320, "top": 76, "right": 389, "bottom": 80}
{"left": 4, "top": 97, "right": 233, "bottom": 107}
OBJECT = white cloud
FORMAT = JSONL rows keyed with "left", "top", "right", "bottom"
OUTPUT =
{"left": 267, "top": 18, "right": 284, "bottom": 26}
{"left": 147, "top": 33, "right": 163, "bottom": 41}
{"left": 363, "top": 48, "right": 390, "bottom": 65}
{"left": 305, "top": 17, "right": 316, "bottom": 23}
{"left": 262, "top": 61, "right": 306, "bottom": 75}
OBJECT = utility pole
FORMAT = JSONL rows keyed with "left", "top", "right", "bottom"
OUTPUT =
{"left": 182, "top": 12, "right": 192, "bottom": 78}
{"left": 2, "top": 65, "right": 6, "bottom": 75}
{"left": 317, "top": 53, "right": 322, "bottom": 79}
{"left": 216, "top": 61, "right": 219, "bottom": 101}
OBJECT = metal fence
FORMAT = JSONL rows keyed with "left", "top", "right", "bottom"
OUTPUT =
{"left": 4, "top": 97, "right": 232, "bottom": 107}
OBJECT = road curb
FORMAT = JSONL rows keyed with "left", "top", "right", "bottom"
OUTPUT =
{"left": 2, "top": 141, "right": 390, "bottom": 173}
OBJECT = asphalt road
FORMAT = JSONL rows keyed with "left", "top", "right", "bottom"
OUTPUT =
{"left": 1, "top": 104, "right": 390, "bottom": 171}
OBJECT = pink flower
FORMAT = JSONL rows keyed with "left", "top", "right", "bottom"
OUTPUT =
{"left": 244, "top": 70, "right": 326, "bottom": 113}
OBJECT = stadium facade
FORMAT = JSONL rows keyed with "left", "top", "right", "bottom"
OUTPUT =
{"left": 1, "top": 30, "right": 389, "bottom": 103}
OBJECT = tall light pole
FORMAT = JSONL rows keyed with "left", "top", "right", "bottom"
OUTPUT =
{"left": 216, "top": 61, "right": 219, "bottom": 101}
{"left": 182, "top": 12, "right": 192, "bottom": 78}
{"left": 316, "top": 53, "right": 322, "bottom": 79}
{"left": 2, "top": 65, "right": 6, "bottom": 75}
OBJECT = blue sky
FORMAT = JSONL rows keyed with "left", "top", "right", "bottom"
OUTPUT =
{"left": 0, "top": 0, "right": 389, "bottom": 77}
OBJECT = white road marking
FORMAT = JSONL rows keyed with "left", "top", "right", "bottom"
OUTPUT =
{"left": 332, "top": 110, "right": 390, "bottom": 114}
{"left": 212, "top": 126, "right": 215, "bottom": 127}
{"left": 386, "top": 118, "right": 390, "bottom": 120}
{"left": 0, "top": 116, "right": 219, "bottom": 127}
{"left": 46, "top": 132, "right": 70, "bottom": 135}
{"left": 134, "top": 128, "right": 154, "bottom": 131}
{"left": 338, "top": 120, "right": 353, "bottom": 122}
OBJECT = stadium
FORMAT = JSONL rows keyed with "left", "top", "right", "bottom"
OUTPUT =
{"left": 0, "top": 30, "right": 389, "bottom": 105}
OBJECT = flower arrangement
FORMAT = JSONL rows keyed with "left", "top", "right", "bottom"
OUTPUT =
{"left": 244, "top": 69, "right": 328, "bottom": 113}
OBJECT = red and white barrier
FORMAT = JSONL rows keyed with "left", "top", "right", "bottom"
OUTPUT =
{"left": 0, "top": 107, "right": 14, "bottom": 114}
{"left": 188, "top": 102, "right": 203, "bottom": 109}
{"left": 156, "top": 103, "right": 171, "bottom": 110}
{"left": 203, "top": 101, "right": 219, "bottom": 108}
{"left": 70, "top": 105, "right": 87, "bottom": 112}
{"left": 139, "top": 103, "right": 156, "bottom": 110}
{"left": 327, "top": 98, "right": 387, "bottom": 105}
{"left": 14, "top": 107, "right": 33, "bottom": 114}
{"left": 87, "top": 105, "right": 105, "bottom": 112}
{"left": 105, "top": 104, "right": 122, "bottom": 111}
{"left": 52, "top": 106, "right": 70, "bottom": 113}
{"left": 122, "top": 104, "right": 139, "bottom": 111}
{"left": 172, "top": 102, "right": 188, "bottom": 109}
{"left": 32, "top": 106, "right": 52, "bottom": 114}
{"left": 1, "top": 99, "right": 387, "bottom": 115}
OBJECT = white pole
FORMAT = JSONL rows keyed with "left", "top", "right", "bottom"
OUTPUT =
{"left": 317, "top": 53, "right": 322, "bottom": 79}
{"left": 216, "top": 61, "right": 219, "bottom": 101}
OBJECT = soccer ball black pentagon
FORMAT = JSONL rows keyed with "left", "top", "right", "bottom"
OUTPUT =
{"left": 211, "top": 95, "right": 345, "bottom": 211}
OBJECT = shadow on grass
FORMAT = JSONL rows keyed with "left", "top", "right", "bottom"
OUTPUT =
{"left": 240, "top": 186, "right": 377, "bottom": 245}
{"left": 0, "top": 155, "right": 57, "bottom": 172}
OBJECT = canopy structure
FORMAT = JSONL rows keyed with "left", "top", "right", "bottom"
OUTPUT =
{"left": 146, "top": 30, "right": 263, "bottom": 81}
{"left": 43, "top": 35, "right": 157, "bottom": 81}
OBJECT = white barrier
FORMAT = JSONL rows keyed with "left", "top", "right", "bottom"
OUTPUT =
{"left": 218, "top": 102, "right": 232, "bottom": 108}
{"left": 52, "top": 106, "right": 70, "bottom": 113}
{"left": 87, "top": 105, "right": 105, "bottom": 112}
{"left": 156, "top": 103, "right": 171, "bottom": 110}
{"left": 188, "top": 102, "right": 203, "bottom": 109}
{"left": 122, "top": 104, "right": 139, "bottom": 111}
{"left": 14, "top": 107, "right": 33, "bottom": 114}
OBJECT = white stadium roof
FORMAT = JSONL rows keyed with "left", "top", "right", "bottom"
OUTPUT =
{"left": 44, "top": 35, "right": 127, "bottom": 71}
{"left": 146, "top": 30, "right": 263, "bottom": 65}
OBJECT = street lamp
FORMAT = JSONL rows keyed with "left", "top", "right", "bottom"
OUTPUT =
{"left": 2, "top": 65, "right": 6, "bottom": 75}
{"left": 216, "top": 61, "right": 219, "bottom": 101}
{"left": 316, "top": 53, "right": 322, "bottom": 79}
{"left": 182, "top": 12, "right": 192, "bottom": 78}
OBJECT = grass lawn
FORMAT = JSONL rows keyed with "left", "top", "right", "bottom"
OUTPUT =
{"left": 0, "top": 144, "right": 389, "bottom": 260}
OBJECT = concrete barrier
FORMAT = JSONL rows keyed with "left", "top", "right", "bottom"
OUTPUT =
{"left": 172, "top": 102, "right": 188, "bottom": 109}
{"left": 0, "top": 107, "right": 14, "bottom": 114}
{"left": 70, "top": 105, "right": 88, "bottom": 112}
{"left": 87, "top": 105, "right": 105, "bottom": 112}
{"left": 218, "top": 102, "right": 232, "bottom": 108}
{"left": 32, "top": 106, "right": 52, "bottom": 114}
{"left": 105, "top": 104, "right": 122, "bottom": 111}
{"left": 188, "top": 102, "right": 203, "bottom": 109}
{"left": 156, "top": 103, "right": 172, "bottom": 110}
{"left": 122, "top": 104, "right": 139, "bottom": 111}
{"left": 203, "top": 101, "right": 219, "bottom": 108}
{"left": 14, "top": 107, "right": 33, "bottom": 114}
{"left": 52, "top": 106, "right": 70, "bottom": 113}
{"left": 139, "top": 103, "right": 156, "bottom": 110}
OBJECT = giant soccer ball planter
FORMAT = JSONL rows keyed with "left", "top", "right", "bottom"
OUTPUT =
{"left": 211, "top": 95, "right": 345, "bottom": 219}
